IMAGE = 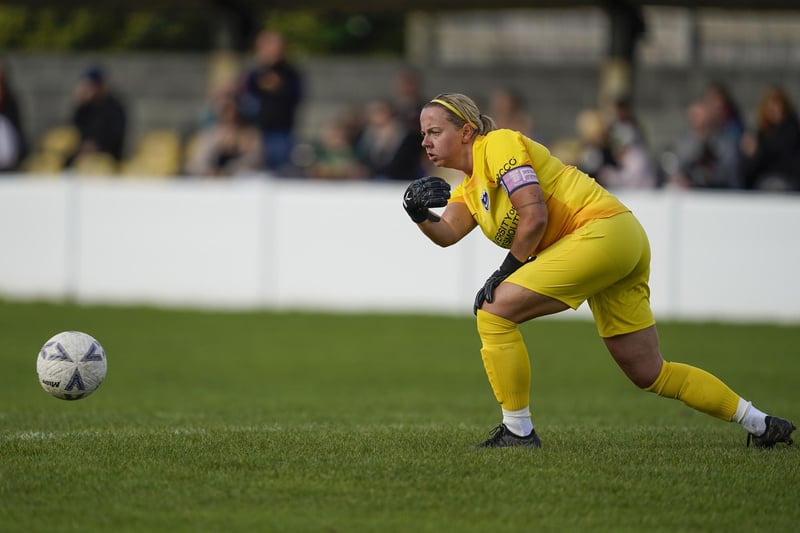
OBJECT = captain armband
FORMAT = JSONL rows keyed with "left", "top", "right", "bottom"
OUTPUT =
{"left": 499, "top": 165, "right": 539, "bottom": 196}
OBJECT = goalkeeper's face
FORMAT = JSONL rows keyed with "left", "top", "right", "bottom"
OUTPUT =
{"left": 420, "top": 107, "right": 470, "bottom": 170}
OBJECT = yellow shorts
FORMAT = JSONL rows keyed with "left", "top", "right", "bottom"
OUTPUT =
{"left": 505, "top": 211, "right": 655, "bottom": 338}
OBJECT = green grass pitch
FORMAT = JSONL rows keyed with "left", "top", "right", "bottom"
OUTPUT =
{"left": 1, "top": 299, "right": 798, "bottom": 532}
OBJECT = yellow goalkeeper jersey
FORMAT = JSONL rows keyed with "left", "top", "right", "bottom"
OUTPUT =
{"left": 449, "top": 129, "right": 629, "bottom": 251}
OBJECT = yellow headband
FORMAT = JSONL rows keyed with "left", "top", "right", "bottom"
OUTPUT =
{"left": 430, "top": 99, "right": 476, "bottom": 127}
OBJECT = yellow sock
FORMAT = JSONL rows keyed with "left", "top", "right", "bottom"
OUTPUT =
{"left": 644, "top": 361, "right": 740, "bottom": 421}
{"left": 476, "top": 310, "right": 530, "bottom": 411}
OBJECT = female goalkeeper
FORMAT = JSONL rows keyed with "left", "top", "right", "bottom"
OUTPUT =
{"left": 403, "top": 92, "right": 795, "bottom": 449}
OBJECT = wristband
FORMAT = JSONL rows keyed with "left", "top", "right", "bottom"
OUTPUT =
{"left": 499, "top": 252, "right": 527, "bottom": 274}
{"left": 406, "top": 208, "right": 443, "bottom": 224}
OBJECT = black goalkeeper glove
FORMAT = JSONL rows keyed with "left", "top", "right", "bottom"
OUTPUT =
{"left": 402, "top": 176, "right": 451, "bottom": 223}
{"left": 473, "top": 252, "right": 535, "bottom": 315}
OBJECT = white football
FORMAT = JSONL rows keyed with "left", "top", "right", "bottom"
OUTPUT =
{"left": 37, "top": 331, "right": 107, "bottom": 400}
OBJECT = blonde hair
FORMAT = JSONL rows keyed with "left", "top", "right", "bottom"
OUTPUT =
{"left": 426, "top": 93, "right": 497, "bottom": 136}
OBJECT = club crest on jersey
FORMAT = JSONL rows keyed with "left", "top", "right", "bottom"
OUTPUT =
{"left": 481, "top": 190, "right": 490, "bottom": 211}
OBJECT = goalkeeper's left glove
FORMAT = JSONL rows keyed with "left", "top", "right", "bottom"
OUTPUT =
{"left": 473, "top": 252, "right": 535, "bottom": 315}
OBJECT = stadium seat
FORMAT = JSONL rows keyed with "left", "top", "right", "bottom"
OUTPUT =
{"left": 21, "top": 151, "right": 66, "bottom": 175}
{"left": 73, "top": 152, "right": 118, "bottom": 176}
{"left": 21, "top": 126, "right": 81, "bottom": 175}
{"left": 121, "top": 129, "right": 182, "bottom": 177}
{"left": 41, "top": 126, "right": 80, "bottom": 157}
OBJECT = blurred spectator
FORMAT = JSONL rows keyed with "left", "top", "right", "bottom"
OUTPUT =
{"left": 197, "top": 78, "right": 240, "bottom": 130}
{"left": 307, "top": 118, "right": 367, "bottom": 180}
{"left": 392, "top": 67, "right": 425, "bottom": 132}
{"left": 185, "top": 95, "right": 262, "bottom": 177}
{"left": 340, "top": 104, "right": 370, "bottom": 147}
{"left": 574, "top": 108, "right": 613, "bottom": 176}
{"left": 609, "top": 96, "right": 646, "bottom": 147}
{"left": 240, "top": 30, "right": 303, "bottom": 173}
{"left": 488, "top": 87, "right": 534, "bottom": 136}
{"left": 0, "top": 113, "right": 20, "bottom": 173}
{"left": 705, "top": 82, "right": 745, "bottom": 141}
{"left": 357, "top": 99, "right": 424, "bottom": 181}
{"left": 392, "top": 67, "right": 425, "bottom": 172}
{"left": 740, "top": 86, "right": 800, "bottom": 191}
{"left": 68, "top": 66, "right": 127, "bottom": 166}
{"left": 700, "top": 82, "right": 744, "bottom": 188}
{"left": 595, "top": 96, "right": 656, "bottom": 189}
{"left": 663, "top": 84, "right": 744, "bottom": 190}
{"left": 662, "top": 101, "right": 715, "bottom": 189}
{"left": 596, "top": 122, "right": 657, "bottom": 189}
{"left": 0, "top": 59, "right": 26, "bottom": 171}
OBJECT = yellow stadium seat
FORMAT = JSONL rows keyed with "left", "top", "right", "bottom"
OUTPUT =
{"left": 73, "top": 152, "right": 118, "bottom": 177}
{"left": 40, "top": 126, "right": 80, "bottom": 158}
{"left": 22, "top": 126, "right": 81, "bottom": 175}
{"left": 21, "top": 151, "right": 66, "bottom": 175}
{"left": 121, "top": 129, "right": 182, "bottom": 178}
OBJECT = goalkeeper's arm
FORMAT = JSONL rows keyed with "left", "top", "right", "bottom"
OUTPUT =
{"left": 417, "top": 201, "right": 477, "bottom": 247}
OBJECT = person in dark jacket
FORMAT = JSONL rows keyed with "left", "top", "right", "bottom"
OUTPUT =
{"left": 239, "top": 31, "right": 303, "bottom": 173}
{"left": 741, "top": 86, "right": 800, "bottom": 191}
{"left": 69, "top": 66, "right": 127, "bottom": 165}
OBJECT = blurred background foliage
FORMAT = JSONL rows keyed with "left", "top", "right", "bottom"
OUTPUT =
{"left": 266, "top": 11, "right": 405, "bottom": 57}
{"left": 0, "top": 6, "right": 406, "bottom": 55}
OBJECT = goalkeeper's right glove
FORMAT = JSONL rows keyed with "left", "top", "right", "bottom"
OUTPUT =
{"left": 402, "top": 176, "right": 451, "bottom": 223}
